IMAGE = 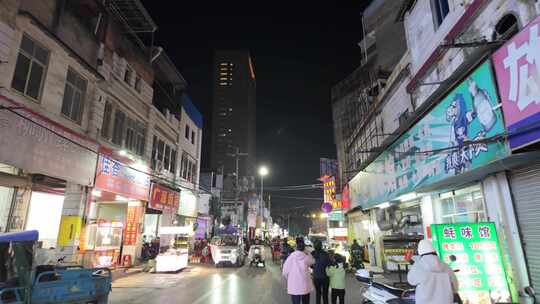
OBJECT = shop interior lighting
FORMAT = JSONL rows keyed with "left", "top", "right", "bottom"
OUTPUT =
{"left": 92, "top": 190, "right": 102, "bottom": 197}
{"left": 397, "top": 192, "right": 417, "bottom": 202}
{"left": 319, "top": 213, "right": 328, "bottom": 219}
{"left": 118, "top": 150, "right": 128, "bottom": 156}
{"left": 378, "top": 202, "right": 392, "bottom": 209}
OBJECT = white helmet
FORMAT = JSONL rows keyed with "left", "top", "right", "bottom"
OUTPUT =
{"left": 418, "top": 239, "right": 436, "bottom": 255}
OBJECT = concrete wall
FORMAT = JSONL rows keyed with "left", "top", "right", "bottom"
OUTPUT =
{"left": 406, "top": 0, "right": 536, "bottom": 108}
{"left": 2, "top": 15, "right": 100, "bottom": 137}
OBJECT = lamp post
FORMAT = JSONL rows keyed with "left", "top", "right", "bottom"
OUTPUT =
{"left": 258, "top": 166, "right": 269, "bottom": 228}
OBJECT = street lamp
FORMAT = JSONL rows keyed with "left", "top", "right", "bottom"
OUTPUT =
{"left": 258, "top": 166, "right": 269, "bottom": 218}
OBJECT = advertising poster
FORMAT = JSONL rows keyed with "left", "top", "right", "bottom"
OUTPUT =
{"left": 431, "top": 222, "right": 512, "bottom": 304}
{"left": 492, "top": 15, "right": 540, "bottom": 149}
{"left": 349, "top": 61, "right": 509, "bottom": 208}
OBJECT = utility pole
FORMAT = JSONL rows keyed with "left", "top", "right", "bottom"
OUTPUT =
{"left": 228, "top": 147, "right": 248, "bottom": 230}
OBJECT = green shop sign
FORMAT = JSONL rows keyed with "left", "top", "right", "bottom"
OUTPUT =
{"left": 431, "top": 222, "right": 512, "bottom": 303}
{"left": 329, "top": 210, "right": 344, "bottom": 221}
{"left": 349, "top": 61, "right": 509, "bottom": 208}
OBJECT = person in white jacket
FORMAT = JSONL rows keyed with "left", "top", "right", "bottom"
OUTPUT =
{"left": 407, "top": 240, "right": 459, "bottom": 304}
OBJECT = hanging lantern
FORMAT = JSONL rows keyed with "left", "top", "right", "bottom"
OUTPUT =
{"left": 321, "top": 202, "right": 333, "bottom": 213}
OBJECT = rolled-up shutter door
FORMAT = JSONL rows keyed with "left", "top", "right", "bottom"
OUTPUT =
{"left": 509, "top": 165, "right": 540, "bottom": 289}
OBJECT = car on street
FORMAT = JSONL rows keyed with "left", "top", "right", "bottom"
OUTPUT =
{"left": 210, "top": 234, "right": 246, "bottom": 267}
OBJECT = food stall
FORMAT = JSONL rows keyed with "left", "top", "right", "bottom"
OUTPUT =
{"left": 154, "top": 226, "right": 190, "bottom": 272}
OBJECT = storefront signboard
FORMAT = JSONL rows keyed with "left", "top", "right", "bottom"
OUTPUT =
{"left": 194, "top": 217, "right": 208, "bottom": 239}
{"left": 95, "top": 155, "right": 151, "bottom": 201}
{"left": 0, "top": 100, "right": 98, "bottom": 186}
{"left": 431, "top": 222, "right": 512, "bottom": 303}
{"left": 124, "top": 205, "right": 143, "bottom": 246}
{"left": 349, "top": 61, "right": 509, "bottom": 208}
{"left": 150, "top": 184, "right": 180, "bottom": 213}
{"left": 329, "top": 210, "right": 344, "bottom": 221}
{"left": 178, "top": 190, "right": 198, "bottom": 217}
{"left": 492, "top": 15, "right": 540, "bottom": 150}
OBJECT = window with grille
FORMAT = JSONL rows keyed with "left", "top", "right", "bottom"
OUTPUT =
{"left": 101, "top": 101, "right": 113, "bottom": 139}
{"left": 124, "top": 65, "right": 133, "bottom": 85}
{"left": 432, "top": 0, "right": 450, "bottom": 27}
{"left": 112, "top": 110, "right": 126, "bottom": 145}
{"left": 61, "top": 68, "right": 87, "bottom": 123}
{"left": 164, "top": 145, "right": 171, "bottom": 171}
{"left": 134, "top": 74, "right": 142, "bottom": 93}
{"left": 11, "top": 34, "right": 49, "bottom": 100}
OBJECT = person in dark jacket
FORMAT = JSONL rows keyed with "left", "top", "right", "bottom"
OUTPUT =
{"left": 311, "top": 240, "right": 331, "bottom": 304}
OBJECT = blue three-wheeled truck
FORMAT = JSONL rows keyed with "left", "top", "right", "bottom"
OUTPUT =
{"left": 0, "top": 230, "right": 111, "bottom": 303}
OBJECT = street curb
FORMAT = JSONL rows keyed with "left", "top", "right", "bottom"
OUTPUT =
{"left": 111, "top": 268, "right": 144, "bottom": 282}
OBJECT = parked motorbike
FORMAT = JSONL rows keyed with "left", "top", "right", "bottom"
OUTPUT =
{"left": 350, "top": 248, "right": 365, "bottom": 270}
{"left": 356, "top": 269, "right": 415, "bottom": 304}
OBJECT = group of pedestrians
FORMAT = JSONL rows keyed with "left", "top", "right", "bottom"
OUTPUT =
{"left": 281, "top": 237, "right": 346, "bottom": 304}
{"left": 281, "top": 237, "right": 459, "bottom": 304}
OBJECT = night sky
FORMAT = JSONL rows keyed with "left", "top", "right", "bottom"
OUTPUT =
{"left": 144, "top": 1, "right": 372, "bottom": 219}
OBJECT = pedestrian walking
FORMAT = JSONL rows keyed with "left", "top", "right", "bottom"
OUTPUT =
{"left": 407, "top": 240, "right": 459, "bottom": 304}
{"left": 282, "top": 237, "right": 315, "bottom": 304}
{"left": 326, "top": 254, "right": 346, "bottom": 304}
{"left": 311, "top": 240, "right": 330, "bottom": 304}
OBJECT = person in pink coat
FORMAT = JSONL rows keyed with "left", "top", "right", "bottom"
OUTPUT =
{"left": 282, "top": 237, "right": 316, "bottom": 304}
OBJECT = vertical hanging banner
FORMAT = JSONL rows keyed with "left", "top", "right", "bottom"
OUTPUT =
{"left": 124, "top": 206, "right": 143, "bottom": 246}
{"left": 431, "top": 222, "right": 512, "bottom": 304}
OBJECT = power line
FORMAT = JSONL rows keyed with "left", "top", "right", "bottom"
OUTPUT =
{"left": 0, "top": 105, "right": 212, "bottom": 195}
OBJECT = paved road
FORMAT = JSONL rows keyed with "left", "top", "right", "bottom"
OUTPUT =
{"left": 109, "top": 256, "right": 365, "bottom": 303}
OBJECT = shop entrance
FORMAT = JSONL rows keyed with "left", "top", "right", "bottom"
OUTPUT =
{"left": 25, "top": 192, "right": 64, "bottom": 248}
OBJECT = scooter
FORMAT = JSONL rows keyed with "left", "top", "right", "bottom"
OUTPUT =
{"left": 355, "top": 269, "right": 415, "bottom": 304}
{"left": 350, "top": 248, "right": 365, "bottom": 270}
{"left": 249, "top": 245, "right": 266, "bottom": 268}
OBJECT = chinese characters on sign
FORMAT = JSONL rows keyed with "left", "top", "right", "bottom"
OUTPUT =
{"left": 95, "top": 155, "right": 151, "bottom": 201}
{"left": 124, "top": 206, "right": 142, "bottom": 246}
{"left": 349, "top": 62, "right": 508, "bottom": 209}
{"left": 431, "top": 222, "right": 511, "bottom": 304}
{"left": 150, "top": 184, "right": 180, "bottom": 213}
{"left": 323, "top": 177, "right": 336, "bottom": 203}
{"left": 0, "top": 100, "right": 98, "bottom": 186}
{"left": 493, "top": 15, "right": 540, "bottom": 149}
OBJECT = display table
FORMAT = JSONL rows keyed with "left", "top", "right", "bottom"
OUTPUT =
{"left": 155, "top": 250, "right": 188, "bottom": 272}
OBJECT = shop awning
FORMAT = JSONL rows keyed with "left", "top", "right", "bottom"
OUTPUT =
{"left": 416, "top": 151, "right": 540, "bottom": 193}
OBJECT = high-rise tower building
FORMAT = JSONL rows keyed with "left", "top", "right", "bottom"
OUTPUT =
{"left": 210, "top": 50, "right": 256, "bottom": 178}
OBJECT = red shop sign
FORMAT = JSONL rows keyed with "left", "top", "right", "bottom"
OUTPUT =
{"left": 95, "top": 155, "right": 151, "bottom": 201}
{"left": 150, "top": 183, "right": 180, "bottom": 213}
{"left": 124, "top": 205, "right": 143, "bottom": 246}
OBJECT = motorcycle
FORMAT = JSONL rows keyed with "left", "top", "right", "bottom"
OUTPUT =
{"left": 356, "top": 269, "right": 415, "bottom": 304}
{"left": 350, "top": 248, "right": 365, "bottom": 270}
{"left": 248, "top": 245, "right": 266, "bottom": 268}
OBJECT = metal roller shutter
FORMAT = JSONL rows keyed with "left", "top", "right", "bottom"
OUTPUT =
{"left": 509, "top": 165, "right": 540, "bottom": 290}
